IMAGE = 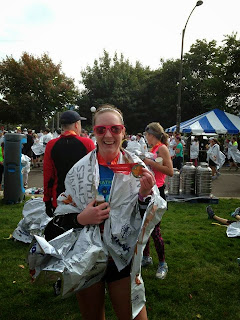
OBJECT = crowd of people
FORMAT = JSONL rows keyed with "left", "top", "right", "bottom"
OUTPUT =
{"left": 1, "top": 106, "right": 240, "bottom": 319}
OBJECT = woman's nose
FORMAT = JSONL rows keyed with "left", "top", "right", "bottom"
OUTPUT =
{"left": 104, "top": 128, "right": 113, "bottom": 137}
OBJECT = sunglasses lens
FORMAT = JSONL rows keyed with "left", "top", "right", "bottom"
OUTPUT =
{"left": 95, "top": 126, "right": 106, "bottom": 135}
{"left": 111, "top": 125, "right": 122, "bottom": 134}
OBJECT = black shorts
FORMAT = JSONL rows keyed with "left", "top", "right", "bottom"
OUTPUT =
{"left": 209, "top": 159, "right": 217, "bottom": 167}
{"left": 103, "top": 259, "right": 131, "bottom": 283}
{"left": 32, "top": 153, "right": 40, "bottom": 160}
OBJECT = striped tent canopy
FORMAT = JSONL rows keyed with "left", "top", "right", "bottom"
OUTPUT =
{"left": 166, "top": 109, "right": 240, "bottom": 134}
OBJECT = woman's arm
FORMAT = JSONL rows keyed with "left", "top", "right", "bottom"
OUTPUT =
{"left": 143, "top": 145, "right": 174, "bottom": 177}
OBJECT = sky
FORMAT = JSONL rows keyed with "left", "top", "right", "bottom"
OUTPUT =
{"left": 1, "top": 0, "right": 239, "bottom": 89}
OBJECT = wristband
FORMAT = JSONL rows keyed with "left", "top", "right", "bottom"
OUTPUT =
{"left": 138, "top": 193, "right": 152, "bottom": 202}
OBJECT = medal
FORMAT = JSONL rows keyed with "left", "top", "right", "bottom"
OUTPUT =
{"left": 105, "top": 163, "right": 144, "bottom": 178}
{"left": 131, "top": 164, "right": 144, "bottom": 178}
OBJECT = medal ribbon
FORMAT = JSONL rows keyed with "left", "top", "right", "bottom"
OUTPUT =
{"left": 97, "top": 152, "right": 140, "bottom": 175}
{"left": 106, "top": 163, "right": 139, "bottom": 174}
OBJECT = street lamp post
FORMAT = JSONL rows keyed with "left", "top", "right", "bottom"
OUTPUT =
{"left": 176, "top": 0, "right": 203, "bottom": 133}
{"left": 90, "top": 106, "right": 96, "bottom": 127}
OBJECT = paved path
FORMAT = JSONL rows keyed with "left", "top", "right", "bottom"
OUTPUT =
{"left": 211, "top": 167, "right": 240, "bottom": 198}
{"left": 28, "top": 165, "right": 240, "bottom": 198}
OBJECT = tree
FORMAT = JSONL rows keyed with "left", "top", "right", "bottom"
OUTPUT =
{"left": 144, "top": 59, "right": 180, "bottom": 129}
{"left": 184, "top": 39, "right": 225, "bottom": 114}
{"left": 0, "top": 52, "right": 80, "bottom": 129}
{"left": 184, "top": 34, "right": 240, "bottom": 117}
{"left": 78, "top": 50, "right": 152, "bottom": 133}
{"left": 219, "top": 33, "right": 240, "bottom": 114}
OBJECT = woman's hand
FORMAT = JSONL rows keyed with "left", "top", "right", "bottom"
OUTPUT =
{"left": 139, "top": 168, "right": 156, "bottom": 198}
{"left": 143, "top": 157, "right": 153, "bottom": 167}
{"left": 76, "top": 199, "right": 110, "bottom": 225}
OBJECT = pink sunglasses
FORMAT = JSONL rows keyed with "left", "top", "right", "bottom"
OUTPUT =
{"left": 93, "top": 125, "right": 124, "bottom": 136}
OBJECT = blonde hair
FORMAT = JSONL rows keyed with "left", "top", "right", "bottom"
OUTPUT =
{"left": 93, "top": 104, "right": 124, "bottom": 125}
{"left": 146, "top": 122, "right": 168, "bottom": 146}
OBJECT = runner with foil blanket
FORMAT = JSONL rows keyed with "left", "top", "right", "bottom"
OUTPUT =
{"left": 27, "top": 105, "right": 166, "bottom": 320}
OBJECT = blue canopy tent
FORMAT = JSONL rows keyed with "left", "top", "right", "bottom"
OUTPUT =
{"left": 166, "top": 109, "right": 240, "bottom": 134}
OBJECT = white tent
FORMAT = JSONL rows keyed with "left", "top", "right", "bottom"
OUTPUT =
{"left": 166, "top": 109, "right": 240, "bottom": 134}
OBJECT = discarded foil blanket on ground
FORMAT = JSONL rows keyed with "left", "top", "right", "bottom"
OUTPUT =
{"left": 12, "top": 197, "right": 52, "bottom": 243}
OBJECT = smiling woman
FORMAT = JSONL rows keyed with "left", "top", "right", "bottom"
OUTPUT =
{"left": 32, "top": 103, "right": 167, "bottom": 320}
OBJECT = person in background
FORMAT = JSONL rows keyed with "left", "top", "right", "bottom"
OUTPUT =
{"left": 173, "top": 136, "right": 183, "bottom": 170}
{"left": 22, "top": 129, "right": 34, "bottom": 160}
{"left": 31, "top": 133, "right": 41, "bottom": 168}
{"left": 53, "top": 128, "right": 62, "bottom": 138}
{"left": 190, "top": 136, "right": 199, "bottom": 166}
{"left": 142, "top": 122, "right": 173, "bottom": 279}
{"left": 21, "top": 153, "right": 31, "bottom": 188}
{"left": 137, "top": 133, "right": 148, "bottom": 153}
{"left": 16, "top": 126, "right": 22, "bottom": 134}
{"left": 43, "top": 110, "right": 95, "bottom": 223}
{"left": 228, "top": 136, "right": 240, "bottom": 170}
{"left": 206, "top": 205, "right": 240, "bottom": 225}
{"left": 38, "top": 128, "right": 53, "bottom": 165}
{"left": 42, "top": 128, "right": 53, "bottom": 149}
{"left": 89, "top": 132, "right": 97, "bottom": 145}
{"left": 206, "top": 137, "right": 225, "bottom": 179}
{"left": 121, "top": 133, "right": 129, "bottom": 149}
{"left": 81, "top": 129, "right": 89, "bottom": 137}
{"left": 125, "top": 135, "right": 142, "bottom": 154}
{"left": 168, "top": 133, "right": 176, "bottom": 160}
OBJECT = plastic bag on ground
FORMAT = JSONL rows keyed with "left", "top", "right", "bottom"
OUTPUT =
{"left": 226, "top": 221, "right": 240, "bottom": 237}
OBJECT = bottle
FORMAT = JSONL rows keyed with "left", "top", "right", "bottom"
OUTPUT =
{"left": 95, "top": 194, "right": 106, "bottom": 233}
{"left": 95, "top": 194, "right": 105, "bottom": 206}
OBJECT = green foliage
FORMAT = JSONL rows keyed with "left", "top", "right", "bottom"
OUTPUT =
{"left": 144, "top": 60, "right": 179, "bottom": 128}
{"left": 78, "top": 50, "right": 152, "bottom": 133}
{"left": 184, "top": 34, "right": 240, "bottom": 117}
{"left": 185, "top": 39, "right": 227, "bottom": 113}
{"left": 0, "top": 53, "right": 80, "bottom": 129}
{"left": 0, "top": 198, "right": 240, "bottom": 319}
{"left": 220, "top": 33, "right": 240, "bottom": 113}
{"left": 79, "top": 34, "right": 240, "bottom": 131}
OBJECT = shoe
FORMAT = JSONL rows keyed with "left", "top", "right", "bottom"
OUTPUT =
{"left": 212, "top": 175, "right": 217, "bottom": 180}
{"left": 206, "top": 205, "right": 215, "bottom": 219}
{"left": 141, "top": 256, "right": 153, "bottom": 267}
{"left": 156, "top": 262, "right": 168, "bottom": 279}
{"left": 216, "top": 171, "right": 221, "bottom": 177}
{"left": 53, "top": 278, "right": 61, "bottom": 296}
{"left": 231, "top": 207, "right": 240, "bottom": 218}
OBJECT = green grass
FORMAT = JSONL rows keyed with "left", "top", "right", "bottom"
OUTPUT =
{"left": 1, "top": 198, "right": 240, "bottom": 319}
